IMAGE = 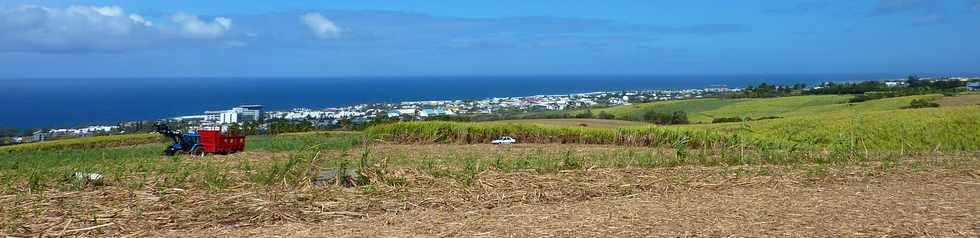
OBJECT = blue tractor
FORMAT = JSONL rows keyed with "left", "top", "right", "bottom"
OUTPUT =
{"left": 155, "top": 124, "right": 206, "bottom": 156}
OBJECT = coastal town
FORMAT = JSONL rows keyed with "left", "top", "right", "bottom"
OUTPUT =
{"left": 5, "top": 77, "right": 979, "bottom": 145}
{"left": 257, "top": 86, "right": 735, "bottom": 124}
{"left": 3, "top": 87, "right": 736, "bottom": 144}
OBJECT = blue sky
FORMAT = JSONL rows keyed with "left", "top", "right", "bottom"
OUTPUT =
{"left": 1, "top": 0, "right": 979, "bottom": 78}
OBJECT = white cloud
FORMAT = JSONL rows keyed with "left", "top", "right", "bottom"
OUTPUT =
{"left": 170, "top": 12, "right": 232, "bottom": 39}
{"left": 90, "top": 6, "right": 123, "bottom": 17}
{"left": 0, "top": 4, "right": 241, "bottom": 52}
{"left": 0, "top": 5, "right": 155, "bottom": 52}
{"left": 129, "top": 14, "right": 152, "bottom": 27}
{"left": 302, "top": 12, "right": 341, "bottom": 39}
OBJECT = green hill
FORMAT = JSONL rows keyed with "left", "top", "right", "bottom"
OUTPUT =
{"left": 686, "top": 105, "right": 980, "bottom": 151}
{"left": 373, "top": 94, "right": 979, "bottom": 152}
{"left": 585, "top": 94, "right": 940, "bottom": 123}
{"left": 0, "top": 133, "right": 159, "bottom": 154}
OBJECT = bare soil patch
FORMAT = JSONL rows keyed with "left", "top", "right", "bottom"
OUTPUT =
{"left": 936, "top": 93, "right": 980, "bottom": 107}
{"left": 3, "top": 155, "right": 978, "bottom": 237}
{"left": 216, "top": 171, "right": 980, "bottom": 237}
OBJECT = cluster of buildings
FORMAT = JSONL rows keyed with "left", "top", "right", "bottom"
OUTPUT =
{"left": 223, "top": 88, "right": 731, "bottom": 126}
{"left": 949, "top": 76, "right": 980, "bottom": 90}
{"left": 174, "top": 105, "right": 265, "bottom": 125}
{"left": 156, "top": 88, "right": 731, "bottom": 129}
{"left": 21, "top": 125, "right": 121, "bottom": 143}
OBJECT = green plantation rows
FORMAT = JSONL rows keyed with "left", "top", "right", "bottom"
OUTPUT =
{"left": 582, "top": 94, "right": 940, "bottom": 123}
{"left": 365, "top": 121, "right": 752, "bottom": 149}
{"left": 0, "top": 133, "right": 160, "bottom": 154}
{"left": 369, "top": 101, "right": 980, "bottom": 152}
{"left": 691, "top": 105, "right": 980, "bottom": 151}
{"left": 0, "top": 132, "right": 365, "bottom": 192}
{"left": 1, "top": 94, "right": 977, "bottom": 194}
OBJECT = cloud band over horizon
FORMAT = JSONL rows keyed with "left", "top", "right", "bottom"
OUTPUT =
{"left": 0, "top": 1, "right": 977, "bottom": 77}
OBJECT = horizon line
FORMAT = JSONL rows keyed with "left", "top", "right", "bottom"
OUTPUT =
{"left": 1, "top": 72, "right": 967, "bottom": 81}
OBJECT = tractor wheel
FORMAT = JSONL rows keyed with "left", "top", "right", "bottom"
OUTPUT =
{"left": 163, "top": 147, "right": 177, "bottom": 156}
{"left": 191, "top": 147, "right": 207, "bottom": 157}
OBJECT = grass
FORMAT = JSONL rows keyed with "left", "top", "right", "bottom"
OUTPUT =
{"left": 247, "top": 131, "right": 364, "bottom": 152}
{"left": 0, "top": 132, "right": 366, "bottom": 193}
{"left": 365, "top": 121, "right": 738, "bottom": 149}
{"left": 370, "top": 95, "right": 980, "bottom": 153}
{"left": 579, "top": 95, "right": 941, "bottom": 123}
{"left": 587, "top": 98, "right": 743, "bottom": 122}
{"left": 1, "top": 94, "right": 977, "bottom": 195}
{"left": 2, "top": 95, "right": 979, "bottom": 236}
{"left": 0, "top": 133, "right": 160, "bottom": 154}
{"left": 477, "top": 94, "right": 979, "bottom": 151}
{"left": 690, "top": 105, "right": 980, "bottom": 151}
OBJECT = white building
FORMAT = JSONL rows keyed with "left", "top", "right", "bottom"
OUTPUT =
{"left": 205, "top": 105, "right": 264, "bottom": 124}
{"left": 884, "top": 81, "right": 905, "bottom": 87}
{"left": 174, "top": 115, "right": 207, "bottom": 122}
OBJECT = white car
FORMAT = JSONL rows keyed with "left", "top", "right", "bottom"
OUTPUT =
{"left": 491, "top": 136, "right": 517, "bottom": 144}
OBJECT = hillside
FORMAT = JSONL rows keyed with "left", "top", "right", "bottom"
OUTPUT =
{"left": 582, "top": 94, "right": 940, "bottom": 123}
{"left": 2, "top": 93, "right": 980, "bottom": 237}
{"left": 687, "top": 104, "right": 980, "bottom": 151}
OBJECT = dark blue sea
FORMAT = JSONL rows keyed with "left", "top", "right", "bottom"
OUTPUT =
{"left": 0, "top": 74, "right": 906, "bottom": 128}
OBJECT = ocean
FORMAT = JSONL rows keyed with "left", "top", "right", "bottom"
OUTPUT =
{"left": 0, "top": 74, "right": 905, "bottom": 128}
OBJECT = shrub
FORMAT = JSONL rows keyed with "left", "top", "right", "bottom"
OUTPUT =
{"left": 574, "top": 110, "right": 594, "bottom": 119}
{"left": 712, "top": 117, "right": 744, "bottom": 123}
{"left": 642, "top": 111, "right": 689, "bottom": 125}
{"left": 1, "top": 134, "right": 159, "bottom": 154}
{"left": 597, "top": 111, "right": 616, "bottom": 120}
{"left": 906, "top": 99, "right": 939, "bottom": 109}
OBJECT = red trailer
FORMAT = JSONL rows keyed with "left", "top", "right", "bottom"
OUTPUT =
{"left": 197, "top": 129, "right": 246, "bottom": 155}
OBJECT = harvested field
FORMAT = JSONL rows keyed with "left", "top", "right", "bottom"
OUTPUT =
{"left": 936, "top": 93, "right": 980, "bottom": 107}
{"left": 211, "top": 169, "right": 980, "bottom": 237}
{"left": 4, "top": 112, "right": 980, "bottom": 237}
{"left": 2, "top": 142, "right": 979, "bottom": 237}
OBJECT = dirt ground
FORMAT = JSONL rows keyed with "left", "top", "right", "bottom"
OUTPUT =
{"left": 6, "top": 164, "right": 976, "bottom": 237}
{"left": 936, "top": 93, "right": 980, "bottom": 107}
{"left": 3, "top": 144, "right": 979, "bottom": 237}
{"left": 198, "top": 169, "right": 980, "bottom": 237}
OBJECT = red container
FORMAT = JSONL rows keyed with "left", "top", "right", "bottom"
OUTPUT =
{"left": 198, "top": 130, "right": 246, "bottom": 154}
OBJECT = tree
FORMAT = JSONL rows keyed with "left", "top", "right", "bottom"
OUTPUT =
{"left": 670, "top": 111, "right": 689, "bottom": 124}
{"left": 575, "top": 109, "right": 594, "bottom": 119}
{"left": 641, "top": 110, "right": 689, "bottom": 125}
{"left": 338, "top": 118, "right": 353, "bottom": 131}
{"left": 597, "top": 111, "right": 615, "bottom": 120}
{"left": 905, "top": 74, "right": 932, "bottom": 88}
{"left": 906, "top": 99, "right": 939, "bottom": 109}
{"left": 268, "top": 121, "right": 315, "bottom": 134}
